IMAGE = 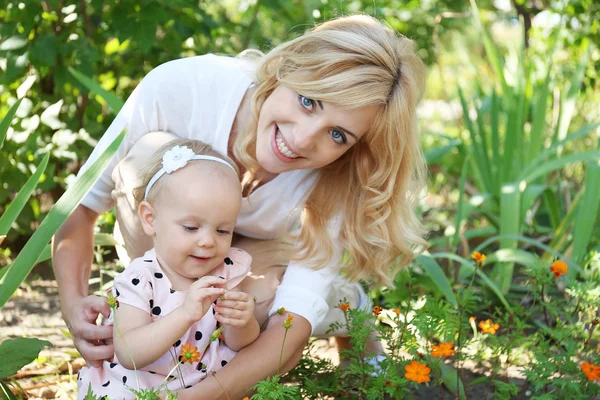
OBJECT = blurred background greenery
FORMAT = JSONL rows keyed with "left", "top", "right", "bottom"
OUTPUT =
{"left": 0, "top": 0, "right": 599, "bottom": 279}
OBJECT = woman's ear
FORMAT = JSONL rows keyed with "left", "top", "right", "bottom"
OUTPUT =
{"left": 138, "top": 201, "right": 157, "bottom": 236}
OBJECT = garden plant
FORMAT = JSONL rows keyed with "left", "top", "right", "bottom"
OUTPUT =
{"left": 1, "top": 1, "right": 599, "bottom": 399}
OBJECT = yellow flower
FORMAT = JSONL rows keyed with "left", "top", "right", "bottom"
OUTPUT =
{"left": 106, "top": 293, "right": 119, "bottom": 309}
{"left": 550, "top": 260, "right": 568, "bottom": 278}
{"left": 338, "top": 303, "right": 350, "bottom": 312}
{"left": 430, "top": 342, "right": 455, "bottom": 358}
{"left": 180, "top": 342, "right": 200, "bottom": 364}
{"left": 372, "top": 306, "right": 382, "bottom": 317}
{"left": 478, "top": 319, "right": 500, "bottom": 335}
{"left": 471, "top": 251, "right": 486, "bottom": 266}
{"left": 581, "top": 361, "right": 600, "bottom": 381}
{"left": 283, "top": 313, "right": 294, "bottom": 329}
{"left": 404, "top": 360, "right": 431, "bottom": 384}
{"left": 276, "top": 307, "right": 286, "bottom": 315}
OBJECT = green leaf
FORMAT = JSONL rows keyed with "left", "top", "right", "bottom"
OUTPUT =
{"left": 571, "top": 162, "right": 600, "bottom": 264}
{"left": 0, "top": 99, "right": 23, "bottom": 150}
{"left": 0, "top": 338, "right": 51, "bottom": 379}
{"left": 0, "top": 154, "right": 50, "bottom": 236}
{"left": 0, "top": 381, "right": 18, "bottom": 400}
{"left": 0, "top": 133, "right": 125, "bottom": 307}
{"left": 415, "top": 255, "right": 458, "bottom": 307}
{"left": 68, "top": 68, "right": 124, "bottom": 113}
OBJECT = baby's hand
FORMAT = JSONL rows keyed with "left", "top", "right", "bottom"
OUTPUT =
{"left": 213, "top": 290, "right": 256, "bottom": 328}
{"left": 180, "top": 276, "right": 226, "bottom": 322}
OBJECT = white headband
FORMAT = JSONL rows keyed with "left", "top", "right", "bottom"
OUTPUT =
{"left": 144, "top": 145, "right": 237, "bottom": 201}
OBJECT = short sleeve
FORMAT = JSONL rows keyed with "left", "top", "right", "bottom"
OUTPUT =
{"left": 113, "top": 260, "right": 154, "bottom": 313}
{"left": 268, "top": 215, "right": 344, "bottom": 333}
{"left": 209, "top": 248, "right": 252, "bottom": 290}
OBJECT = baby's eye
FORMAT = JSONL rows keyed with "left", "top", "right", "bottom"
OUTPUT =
{"left": 217, "top": 229, "right": 231, "bottom": 235}
{"left": 182, "top": 225, "right": 198, "bottom": 232}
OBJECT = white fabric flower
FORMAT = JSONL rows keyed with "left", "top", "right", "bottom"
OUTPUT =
{"left": 162, "top": 145, "right": 196, "bottom": 173}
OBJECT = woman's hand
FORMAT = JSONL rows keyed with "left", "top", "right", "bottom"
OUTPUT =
{"left": 180, "top": 276, "right": 227, "bottom": 322}
{"left": 214, "top": 290, "right": 255, "bottom": 328}
{"left": 65, "top": 295, "right": 114, "bottom": 367}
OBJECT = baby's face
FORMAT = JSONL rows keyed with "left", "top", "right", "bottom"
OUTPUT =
{"left": 150, "top": 163, "right": 242, "bottom": 280}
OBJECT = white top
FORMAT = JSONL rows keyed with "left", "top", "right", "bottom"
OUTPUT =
{"left": 77, "top": 54, "right": 342, "bottom": 333}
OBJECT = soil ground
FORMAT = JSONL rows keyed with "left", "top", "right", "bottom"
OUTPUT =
{"left": 1, "top": 277, "right": 529, "bottom": 400}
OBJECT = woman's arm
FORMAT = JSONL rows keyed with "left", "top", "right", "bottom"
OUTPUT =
{"left": 52, "top": 204, "right": 114, "bottom": 367}
{"left": 178, "top": 312, "right": 310, "bottom": 400}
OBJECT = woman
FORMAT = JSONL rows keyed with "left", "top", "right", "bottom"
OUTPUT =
{"left": 53, "top": 14, "right": 427, "bottom": 399}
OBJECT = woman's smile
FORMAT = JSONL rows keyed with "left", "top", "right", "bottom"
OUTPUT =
{"left": 272, "top": 124, "right": 302, "bottom": 162}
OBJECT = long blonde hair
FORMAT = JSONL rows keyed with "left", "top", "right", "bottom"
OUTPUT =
{"left": 234, "top": 15, "right": 427, "bottom": 286}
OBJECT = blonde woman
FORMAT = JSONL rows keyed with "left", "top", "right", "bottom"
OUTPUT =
{"left": 53, "top": 14, "right": 427, "bottom": 399}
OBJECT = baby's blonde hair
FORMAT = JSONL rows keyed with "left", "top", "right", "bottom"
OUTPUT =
{"left": 234, "top": 15, "right": 427, "bottom": 286}
{"left": 134, "top": 139, "right": 240, "bottom": 208}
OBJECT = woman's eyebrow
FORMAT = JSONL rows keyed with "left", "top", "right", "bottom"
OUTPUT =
{"left": 316, "top": 100, "right": 359, "bottom": 141}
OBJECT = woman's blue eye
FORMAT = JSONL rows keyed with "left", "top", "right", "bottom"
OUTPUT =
{"left": 331, "top": 130, "right": 346, "bottom": 145}
{"left": 298, "top": 95, "right": 315, "bottom": 110}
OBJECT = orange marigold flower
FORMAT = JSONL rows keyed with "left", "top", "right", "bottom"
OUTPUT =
{"left": 581, "top": 361, "right": 600, "bottom": 381}
{"left": 550, "top": 260, "right": 568, "bottom": 278}
{"left": 393, "top": 308, "right": 401, "bottom": 315}
{"left": 242, "top": 398, "right": 250, "bottom": 400}
{"left": 338, "top": 303, "right": 350, "bottom": 312}
{"left": 372, "top": 306, "right": 383, "bottom": 317}
{"left": 430, "top": 342, "right": 455, "bottom": 358}
{"left": 471, "top": 251, "right": 486, "bottom": 264}
{"left": 283, "top": 313, "right": 294, "bottom": 329}
{"left": 478, "top": 319, "right": 500, "bottom": 335}
{"left": 106, "top": 293, "right": 119, "bottom": 309}
{"left": 404, "top": 360, "right": 431, "bottom": 384}
{"left": 180, "top": 342, "right": 200, "bottom": 364}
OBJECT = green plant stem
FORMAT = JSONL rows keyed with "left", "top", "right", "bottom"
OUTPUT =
{"left": 277, "top": 327, "right": 290, "bottom": 376}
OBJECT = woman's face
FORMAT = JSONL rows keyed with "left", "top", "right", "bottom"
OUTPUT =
{"left": 255, "top": 84, "right": 379, "bottom": 174}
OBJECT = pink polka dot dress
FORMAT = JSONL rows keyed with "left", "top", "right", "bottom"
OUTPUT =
{"left": 77, "top": 248, "right": 251, "bottom": 399}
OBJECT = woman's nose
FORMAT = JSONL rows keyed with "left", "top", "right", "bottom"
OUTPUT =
{"left": 293, "top": 122, "right": 320, "bottom": 151}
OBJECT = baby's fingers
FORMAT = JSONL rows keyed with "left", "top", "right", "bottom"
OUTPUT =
{"left": 196, "top": 287, "right": 226, "bottom": 300}
{"left": 214, "top": 312, "right": 250, "bottom": 328}
{"left": 193, "top": 276, "right": 227, "bottom": 288}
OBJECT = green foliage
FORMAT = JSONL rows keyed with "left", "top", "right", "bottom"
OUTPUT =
{"left": 0, "top": 338, "right": 51, "bottom": 379}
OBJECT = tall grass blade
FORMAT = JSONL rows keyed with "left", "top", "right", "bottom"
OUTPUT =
{"left": 416, "top": 255, "right": 458, "bottom": 307}
{"left": 68, "top": 68, "right": 124, "bottom": 113}
{"left": 451, "top": 155, "right": 470, "bottom": 249}
{"left": 431, "top": 252, "right": 512, "bottom": 312}
{"left": 492, "top": 183, "right": 521, "bottom": 293}
{"left": 0, "top": 99, "right": 22, "bottom": 149}
{"left": 0, "top": 154, "right": 50, "bottom": 236}
{"left": 519, "top": 123, "right": 600, "bottom": 181}
{"left": 521, "top": 151, "right": 600, "bottom": 183}
{"left": 571, "top": 162, "right": 600, "bottom": 264}
{"left": 0, "top": 133, "right": 125, "bottom": 307}
{"left": 556, "top": 39, "right": 590, "bottom": 143}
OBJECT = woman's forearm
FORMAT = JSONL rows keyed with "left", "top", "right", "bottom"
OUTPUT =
{"left": 179, "top": 312, "right": 310, "bottom": 400}
{"left": 52, "top": 205, "right": 98, "bottom": 311}
{"left": 114, "top": 307, "right": 194, "bottom": 370}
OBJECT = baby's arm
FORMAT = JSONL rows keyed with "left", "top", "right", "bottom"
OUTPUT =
{"left": 114, "top": 275, "right": 226, "bottom": 369}
{"left": 214, "top": 289, "right": 259, "bottom": 351}
{"left": 113, "top": 304, "right": 196, "bottom": 369}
